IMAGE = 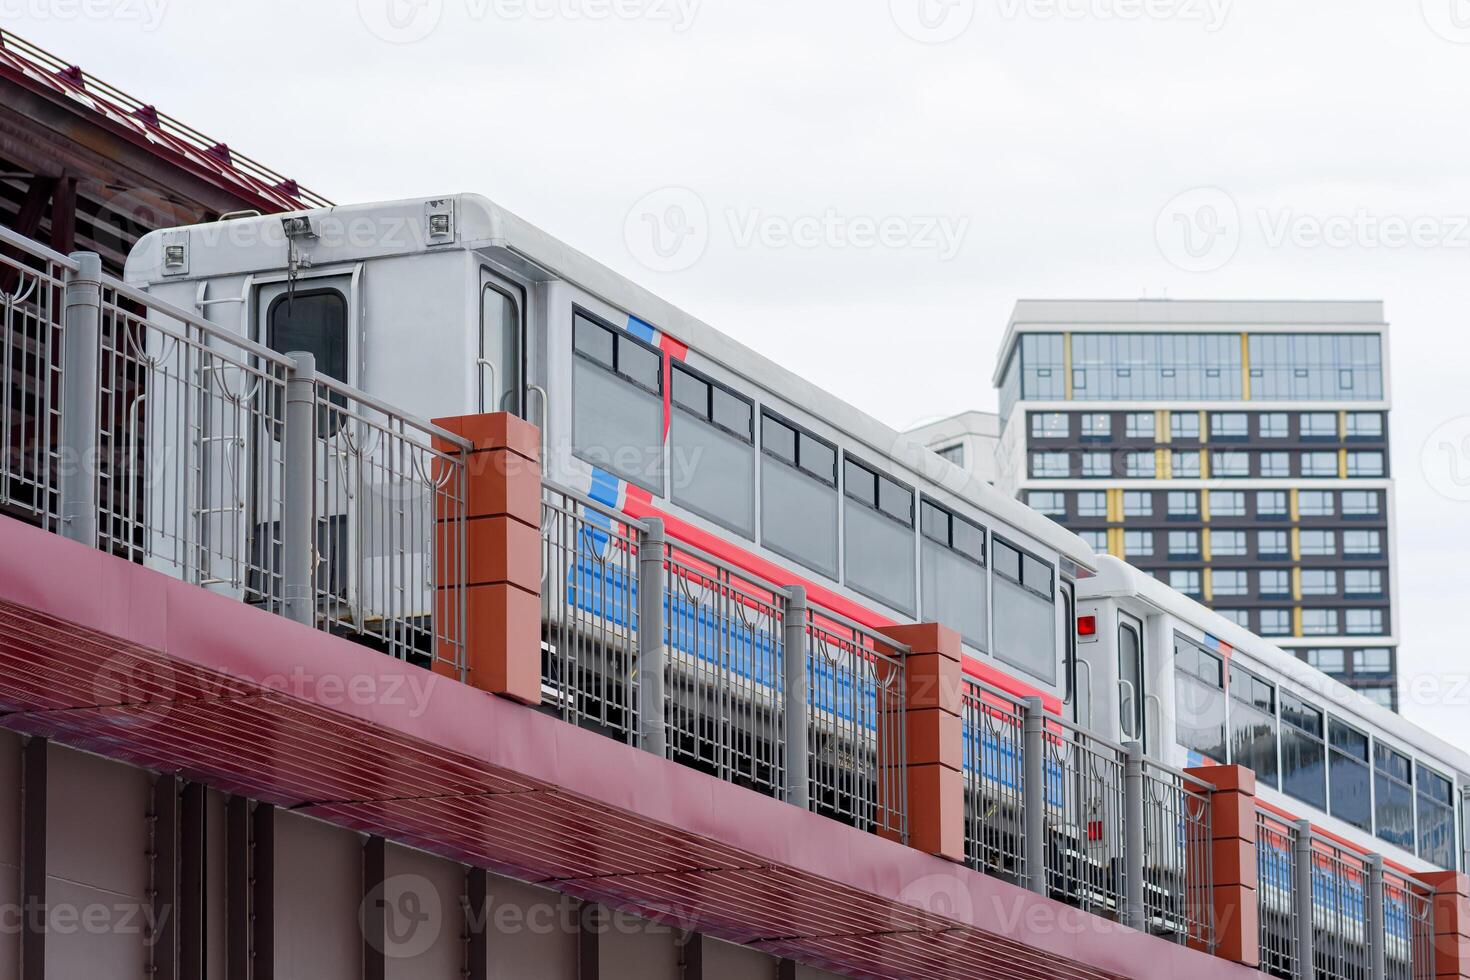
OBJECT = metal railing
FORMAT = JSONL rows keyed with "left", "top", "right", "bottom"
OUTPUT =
{"left": 537, "top": 479, "right": 908, "bottom": 841}
{"left": 962, "top": 680, "right": 1028, "bottom": 886}
{"left": 1252, "top": 805, "right": 1438, "bottom": 980}
{"left": 0, "top": 234, "right": 471, "bottom": 676}
{"left": 1139, "top": 759, "right": 1214, "bottom": 950}
{"left": 1041, "top": 716, "right": 1129, "bottom": 919}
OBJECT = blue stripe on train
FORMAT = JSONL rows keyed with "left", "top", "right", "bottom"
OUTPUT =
{"left": 564, "top": 536, "right": 878, "bottom": 725}
{"left": 1258, "top": 837, "right": 1413, "bottom": 941}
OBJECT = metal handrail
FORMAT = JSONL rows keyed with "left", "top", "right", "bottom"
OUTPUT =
{"left": 311, "top": 372, "right": 473, "bottom": 451}
{"left": 0, "top": 224, "right": 82, "bottom": 268}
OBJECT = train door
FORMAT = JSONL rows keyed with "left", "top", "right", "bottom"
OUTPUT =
{"left": 480, "top": 272, "right": 525, "bottom": 417}
{"left": 252, "top": 275, "right": 355, "bottom": 616}
{"left": 1118, "top": 612, "right": 1147, "bottom": 750}
{"left": 1061, "top": 579, "right": 1080, "bottom": 725}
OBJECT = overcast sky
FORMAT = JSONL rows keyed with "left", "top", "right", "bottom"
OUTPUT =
{"left": 17, "top": 0, "right": 1470, "bottom": 741}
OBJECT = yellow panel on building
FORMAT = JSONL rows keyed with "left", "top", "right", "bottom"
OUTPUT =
{"left": 1240, "top": 333, "right": 1252, "bottom": 400}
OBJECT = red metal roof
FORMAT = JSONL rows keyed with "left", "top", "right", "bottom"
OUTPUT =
{"left": 0, "top": 27, "right": 330, "bottom": 215}
{"left": 0, "top": 515, "right": 1259, "bottom": 980}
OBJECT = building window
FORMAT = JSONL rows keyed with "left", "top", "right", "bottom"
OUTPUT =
{"left": 1019, "top": 335, "right": 1066, "bottom": 403}
{"left": 1212, "top": 530, "right": 1247, "bottom": 557}
{"left": 1212, "top": 451, "right": 1250, "bottom": 478}
{"left": 1354, "top": 648, "right": 1392, "bottom": 674}
{"left": 1260, "top": 570, "right": 1291, "bottom": 596}
{"left": 1070, "top": 333, "right": 1243, "bottom": 400}
{"left": 1256, "top": 491, "right": 1288, "bottom": 518}
{"left": 1167, "top": 491, "right": 1199, "bottom": 518}
{"left": 1123, "top": 491, "right": 1153, "bottom": 517}
{"left": 1124, "top": 530, "right": 1154, "bottom": 558}
{"left": 1076, "top": 491, "right": 1107, "bottom": 518}
{"left": 1257, "top": 530, "right": 1289, "bottom": 559}
{"left": 1173, "top": 451, "right": 1202, "bottom": 478}
{"left": 1260, "top": 609, "right": 1291, "bottom": 635}
{"left": 1175, "top": 635, "right": 1226, "bottom": 763}
{"left": 1171, "top": 413, "right": 1201, "bottom": 440}
{"left": 1081, "top": 452, "right": 1111, "bottom": 478}
{"left": 1081, "top": 413, "right": 1112, "bottom": 439}
{"left": 1345, "top": 608, "right": 1385, "bottom": 635}
{"left": 1360, "top": 687, "right": 1395, "bottom": 709}
{"left": 1300, "top": 412, "right": 1339, "bottom": 439}
{"left": 920, "top": 498, "right": 987, "bottom": 647}
{"left": 1125, "top": 412, "right": 1154, "bottom": 439}
{"left": 1300, "top": 530, "right": 1336, "bottom": 556}
{"left": 1217, "top": 609, "right": 1250, "bottom": 628}
{"left": 1124, "top": 452, "right": 1155, "bottom": 478}
{"left": 1079, "top": 529, "right": 1108, "bottom": 551}
{"left": 935, "top": 443, "right": 965, "bottom": 467}
{"left": 1344, "top": 569, "right": 1383, "bottom": 596}
{"left": 1210, "top": 490, "right": 1245, "bottom": 517}
{"left": 991, "top": 539, "right": 1057, "bottom": 684}
{"left": 1346, "top": 451, "right": 1384, "bottom": 477}
{"left": 760, "top": 412, "right": 839, "bottom": 576}
{"left": 1417, "top": 764, "right": 1456, "bottom": 868}
{"left": 1299, "top": 490, "right": 1335, "bottom": 517}
{"left": 1031, "top": 412, "right": 1069, "bottom": 439}
{"left": 1301, "top": 569, "right": 1337, "bottom": 596}
{"left": 1027, "top": 491, "right": 1066, "bottom": 517}
{"left": 1280, "top": 694, "right": 1326, "bottom": 810}
{"left": 1308, "top": 649, "right": 1345, "bottom": 674}
{"left": 1302, "top": 609, "right": 1340, "bottom": 635}
{"left": 1169, "top": 569, "right": 1202, "bottom": 596}
{"left": 1169, "top": 531, "right": 1200, "bottom": 558}
{"left": 1032, "top": 452, "right": 1070, "bottom": 478}
{"left": 1343, "top": 490, "right": 1381, "bottom": 517}
{"left": 1257, "top": 452, "right": 1289, "bottom": 478}
{"left": 1343, "top": 530, "right": 1382, "bottom": 556}
{"left": 1251, "top": 334, "right": 1384, "bottom": 402}
{"left": 1346, "top": 412, "right": 1384, "bottom": 439}
{"left": 1229, "top": 665, "right": 1278, "bottom": 788}
{"left": 1214, "top": 570, "right": 1248, "bottom": 596}
{"left": 1211, "top": 413, "right": 1249, "bottom": 439}
{"left": 1259, "top": 413, "right": 1289, "bottom": 438}
{"left": 1328, "top": 720, "right": 1372, "bottom": 831}
{"left": 1302, "top": 451, "right": 1339, "bottom": 477}
{"left": 1374, "top": 744, "right": 1414, "bottom": 851}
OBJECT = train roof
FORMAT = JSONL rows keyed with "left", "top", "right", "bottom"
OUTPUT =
{"left": 127, "top": 193, "right": 1099, "bottom": 571}
{"left": 1080, "top": 555, "right": 1469, "bottom": 776}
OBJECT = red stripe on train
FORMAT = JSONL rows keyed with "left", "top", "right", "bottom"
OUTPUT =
{"left": 619, "top": 495, "right": 1063, "bottom": 714}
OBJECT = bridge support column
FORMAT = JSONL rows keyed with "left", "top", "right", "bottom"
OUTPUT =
{"left": 1413, "top": 870, "right": 1470, "bottom": 979}
{"left": 432, "top": 413, "right": 542, "bottom": 703}
{"left": 1185, "top": 764, "right": 1259, "bottom": 968}
{"left": 875, "top": 623, "right": 964, "bottom": 863}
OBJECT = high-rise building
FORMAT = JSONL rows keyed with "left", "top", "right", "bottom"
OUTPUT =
{"left": 989, "top": 299, "right": 1399, "bottom": 708}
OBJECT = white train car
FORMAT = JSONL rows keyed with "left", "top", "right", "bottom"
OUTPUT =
{"left": 1078, "top": 554, "right": 1467, "bottom": 873}
{"left": 124, "top": 193, "right": 1094, "bottom": 712}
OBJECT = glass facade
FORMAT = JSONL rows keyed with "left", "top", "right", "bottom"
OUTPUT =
{"left": 1071, "top": 333, "right": 1242, "bottom": 400}
{"left": 1250, "top": 333, "right": 1384, "bottom": 401}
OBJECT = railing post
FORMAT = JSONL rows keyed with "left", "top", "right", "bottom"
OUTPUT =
{"left": 782, "top": 586, "right": 809, "bottom": 810}
{"left": 1022, "top": 696, "right": 1047, "bottom": 896}
{"left": 1291, "top": 820, "right": 1314, "bottom": 980}
{"left": 637, "top": 518, "right": 667, "bottom": 757}
{"left": 1123, "top": 740, "right": 1146, "bottom": 931}
{"left": 281, "top": 352, "right": 316, "bottom": 628}
{"left": 59, "top": 251, "right": 101, "bottom": 546}
{"left": 1368, "top": 854, "right": 1386, "bottom": 980}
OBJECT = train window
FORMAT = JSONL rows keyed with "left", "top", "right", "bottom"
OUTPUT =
{"left": 571, "top": 312, "right": 665, "bottom": 492}
{"left": 1228, "top": 665, "right": 1279, "bottom": 789}
{"left": 1119, "top": 621, "right": 1144, "bottom": 741}
{"left": 843, "top": 456, "right": 916, "bottom": 615}
{"left": 669, "top": 363, "right": 754, "bottom": 538}
{"left": 1280, "top": 694, "right": 1326, "bottom": 810}
{"left": 1417, "top": 764, "right": 1456, "bottom": 868}
{"left": 1328, "top": 719, "right": 1372, "bottom": 832}
{"left": 1374, "top": 743, "right": 1415, "bottom": 850}
{"left": 760, "top": 412, "right": 838, "bottom": 577}
{"left": 269, "top": 289, "right": 348, "bottom": 382}
{"left": 991, "top": 538, "right": 1056, "bottom": 684}
{"left": 1173, "top": 635, "right": 1226, "bottom": 764}
{"left": 919, "top": 498, "right": 987, "bottom": 647}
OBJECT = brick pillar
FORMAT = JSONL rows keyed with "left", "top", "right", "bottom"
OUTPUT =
{"left": 875, "top": 623, "right": 964, "bottom": 863}
{"left": 432, "top": 413, "right": 542, "bottom": 704}
{"left": 1185, "top": 764, "right": 1258, "bottom": 967}
{"left": 1414, "top": 871, "right": 1470, "bottom": 979}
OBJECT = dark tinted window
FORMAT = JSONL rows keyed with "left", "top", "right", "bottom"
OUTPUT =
{"left": 1174, "top": 635, "right": 1226, "bottom": 763}
{"left": 1280, "top": 694, "right": 1326, "bottom": 810}
{"left": 268, "top": 290, "right": 348, "bottom": 382}
{"left": 1328, "top": 719, "right": 1372, "bottom": 831}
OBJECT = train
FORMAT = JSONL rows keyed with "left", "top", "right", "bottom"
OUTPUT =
{"left": 123, "top": 193, "right": 1468, "bottom": 890}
